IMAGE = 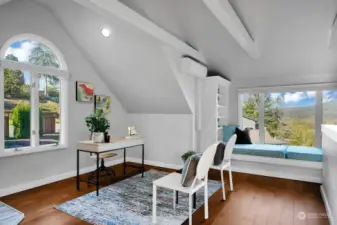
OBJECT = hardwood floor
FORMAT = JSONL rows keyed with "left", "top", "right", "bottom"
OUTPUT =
{"left": 0, "top": 163, "right": 329, "bottom": 225}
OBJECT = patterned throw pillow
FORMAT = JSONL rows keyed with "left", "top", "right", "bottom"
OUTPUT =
{"left": 181, "top": 154, "right": 201, "bottom": 187}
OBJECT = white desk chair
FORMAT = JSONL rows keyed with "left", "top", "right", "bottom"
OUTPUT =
{"left": 152, "top": 142, "right": 218, "bottom": 225}
{"left": 216, "top": 134, "right": 237, "bottom": 200}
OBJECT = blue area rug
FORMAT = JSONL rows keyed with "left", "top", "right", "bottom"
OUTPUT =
{"left": 56, "top": 170, "right": 221, "bottom": 225}
{"left": 0, "top": 202, "right": 24, "bottom": 225}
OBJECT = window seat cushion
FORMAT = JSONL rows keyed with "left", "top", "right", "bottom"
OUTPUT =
{"left": 285, "top": 146, "right": 323, "bottom": 162}
{"left": 234, "top": 144, "right": 286, "bottom": 158}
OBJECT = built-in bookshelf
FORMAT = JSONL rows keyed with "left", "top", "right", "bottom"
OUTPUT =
{"left": 200, "top": 76, "right": 230, "bottom": 151}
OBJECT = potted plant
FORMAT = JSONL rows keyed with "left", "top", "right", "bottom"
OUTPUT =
{"left": 181, "top": 150, "right": 197, "bottom": 163}
{"left": 85, "top": 109, "right": 110, "bottom": 143}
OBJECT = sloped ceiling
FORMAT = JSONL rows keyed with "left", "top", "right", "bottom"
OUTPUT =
{"left": 35, "top": 0, "right": 191, "bottom": 114}
{"left": 121, "top": 0, "right": 337, "bottom": 83}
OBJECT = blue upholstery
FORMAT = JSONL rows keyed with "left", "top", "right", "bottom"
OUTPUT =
{"left": 223, "top": 125, "right": 238, "bottom": 142}
{"left": 234, "top": 144, "right": 286, "bottom": 158}
{"left": 286, "top": 146, "right": 323, "bottom": 162}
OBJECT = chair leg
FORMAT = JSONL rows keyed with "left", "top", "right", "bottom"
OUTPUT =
{"left": 204, "top": 182, "right": 209, "bottom": 219}
{"left": 189, "top": 194, "right": 193, "bottom": 225}
{"left": 173, "top": 190, "right": 176, "bottom": 210}
{"left": 220, "top": 169, "right": 226, "bottom": 200}
{"left": 229, "top": 164, "right": 234, "bottom": 191}
{"left": 152, "top": 184, "right": 157, "bottom": 224}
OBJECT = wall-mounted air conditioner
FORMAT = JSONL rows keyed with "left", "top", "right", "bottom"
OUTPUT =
{"left": 181, "top": 57, "right": 207, "bottom": 78}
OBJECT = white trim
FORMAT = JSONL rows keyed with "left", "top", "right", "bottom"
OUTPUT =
{"left": 322, "top": 125, "right": 337, "bottom": 143}
{"left": 238, "top": 82, "right": 337, "bottom": 94}
{"left": 72, "top": 0, "right": 206, "bottom": 63}
{"left": 0, "top": 60, "right": 4, "bottom": 154}
{"left": 259, "top": 93, "right": 265, "bottom": 143}
{"left": 127, "top": 157, "right": 182, "bottom": 170}
{"left": 0, "top": 158, "right": 124, "bottom": 197}
{"left": 0, "top": 33, "right": 68, "bottom": 70}
{"left": 231, "top": 154, "right": 323, "bottom": 169}
{"left": 0, "top": 60, "right": 68, "bottom": 78}
{"left": 229, "top": 163, "right": 322, "bottom": 183}
{"left": 320, "top": 185, "right": 334, "bottom": 225}
{"left": 203, "top": 0, "right": 259, "bottom": 59}
{"left": 0, "top": 156, "right": 323, "bottom": 197}
{"left": 0, "top": 145, "right": 68, "bottom": 158}
{"left": 31, "top": 72, "right": 39, "bottom": 148}
{"left": 315, "top": 91, "right": 323, "bottom": 147}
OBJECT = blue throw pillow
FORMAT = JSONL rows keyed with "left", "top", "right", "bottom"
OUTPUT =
{"left": 223, "top": 125, "right": 239, "bottom": 142}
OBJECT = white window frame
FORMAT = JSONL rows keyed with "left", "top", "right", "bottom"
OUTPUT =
{"left": 238, "top": 82, "right": 337, "bottom": 148}
{"left": 0, "top": 34, "right": 69, "bottom": 158}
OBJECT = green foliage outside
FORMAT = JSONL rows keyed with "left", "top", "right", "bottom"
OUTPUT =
{"left": 12, "top": 102, "right": 43, "bottom": 139}
{"left": 243, "top": 94, "right": 315, "bottom": 146}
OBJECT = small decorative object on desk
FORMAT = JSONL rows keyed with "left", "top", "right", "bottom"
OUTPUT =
{"left": 85, "top": 109, "right": 110, "bottom": 143}
{"left": 125, "top": 126, "right": 140, "bottom": 139}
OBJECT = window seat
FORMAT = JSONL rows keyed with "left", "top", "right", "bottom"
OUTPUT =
{"left": 233, "top": 144, "right": 323, "bottom": 162}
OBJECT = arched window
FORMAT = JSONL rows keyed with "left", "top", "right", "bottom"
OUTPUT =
{"left": 0, "top": 34, "right": 69, "bottom": 157}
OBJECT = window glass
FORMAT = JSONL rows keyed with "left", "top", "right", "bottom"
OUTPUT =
{"left": 39, "top": 74, "right": 60, "bottom": 146}
{"left": 241, "top": 93, "right": 260, "bottom": 143}
{"left": 264, "top": 92, "right": 315, "bottom": 146}
{"left": 4, "top": 66, "right": 31, "bottom": 150}
{"left": 323, "top": 90, "right": 337, "bottom": 125}
{"left": 4, "top": 40, "right": 60, "bottom": 69}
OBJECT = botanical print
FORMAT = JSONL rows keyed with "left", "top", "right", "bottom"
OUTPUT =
{"left": 95, "top": 95, "right": 110, "bottom": 114}
{"left": 76, "top": 81, "right": 94, "bottom": 102}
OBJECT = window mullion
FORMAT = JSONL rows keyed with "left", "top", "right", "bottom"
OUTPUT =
{"left": 0, "top": 62, "right": 4, "bottom": 155}
{"left": 315, "top": 91, "right": 323, "bottom": 147}
{"left": 31, "top": 72, "right": 39, "bottom": 148}
{"left": 259, "top": 93, "right": 265, "bottom": 144}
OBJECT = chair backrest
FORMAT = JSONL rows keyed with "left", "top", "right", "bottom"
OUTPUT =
{"left": 196, "top": 142, "right": 219, "bottom": 180}
{"left": 224, "top": 134, "right": 237, "bottom": 159}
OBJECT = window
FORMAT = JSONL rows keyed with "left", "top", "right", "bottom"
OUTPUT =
{"left": 0, "top": 35, "right": 68, "bottom": 156}
{"left": 240, "top": 86, "right": 337, "bottom": 148}
{"left": 263, "top": 92, "right": 316, "bottom": 146}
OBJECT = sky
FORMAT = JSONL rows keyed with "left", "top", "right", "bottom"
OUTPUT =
{"left": 5, "top": 40, "right": 57, "bottom": 90}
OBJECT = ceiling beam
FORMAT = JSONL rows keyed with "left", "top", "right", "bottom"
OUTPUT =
{"left": 0, "top": 0, "right": 12, "bottom": 7}
{"left": 328, "top": 14, "right": 337, "bottom": 47}
{"left": 203, "top": 0, "right": 259, "bottom": 59}
{"left": 71, "top": 0, "right": 206, "bottom": 63}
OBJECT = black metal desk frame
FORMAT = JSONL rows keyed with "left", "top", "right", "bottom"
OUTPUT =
{"left": 76, "top": 144, "right": 145, "bottom": 196}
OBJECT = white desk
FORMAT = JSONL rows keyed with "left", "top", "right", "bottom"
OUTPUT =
{"left": 76, "top": 137, "right": 145, "bottom": 196}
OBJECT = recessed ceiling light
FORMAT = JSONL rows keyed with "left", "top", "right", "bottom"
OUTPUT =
{"left": 101, "top": 28, "right": 111, "bottom": 38}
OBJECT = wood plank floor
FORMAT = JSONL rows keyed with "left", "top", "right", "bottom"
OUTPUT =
{"left": 0, "top": 163, "right": 329, "bottom": 225}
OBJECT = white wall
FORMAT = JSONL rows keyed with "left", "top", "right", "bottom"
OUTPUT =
{"left": 127, "top": 114, "right": 193, "bottom": 166}
{"left": 322, "top": 125, "right": 337, "bottom": 224}
{"left": 0, "top": 1, "right": 128, "bottom": 191}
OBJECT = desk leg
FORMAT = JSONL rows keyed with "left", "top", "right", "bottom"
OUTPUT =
{"left": 96, "top": 153, "right": 100, "bottom": 196}
{"left": 123, "top": 148, "right": 126, "bottom": 175}
{"left": 76, "top": 150, "right": 80, "bottom": 190}
{"left": 142, "top": 144, "right": 144, "bottom": 177}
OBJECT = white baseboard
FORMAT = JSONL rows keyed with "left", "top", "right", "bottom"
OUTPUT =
{"left": 229, "top": 164, "right": 322, "bottom": 183}
{"left": 320, "top": 185, "right": 334, "bottom": 225}
{"left": 127, "top": 157, "right": 182, "bottom": 170}
{"left": 0, "top": 158, "right": 124, "bottom": 198}
{"left": 0, "top": 156, "right": 322, "bottom": 198}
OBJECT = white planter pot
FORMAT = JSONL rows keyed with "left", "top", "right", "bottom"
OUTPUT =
{"left": 92, "top": 132, "right": 104, "bottom": 143}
